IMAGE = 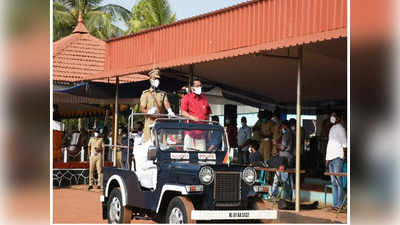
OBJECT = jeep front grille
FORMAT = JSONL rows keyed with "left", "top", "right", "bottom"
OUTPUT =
{"left": 214, "top": 171, "right": 241, "bottom": 205}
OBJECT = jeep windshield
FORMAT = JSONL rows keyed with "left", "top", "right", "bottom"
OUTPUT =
{"left": 156, "top": 127, "right": 227, "bottom": 152}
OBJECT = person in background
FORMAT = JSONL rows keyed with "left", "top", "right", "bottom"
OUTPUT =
{"left": 133, "top": 121, "right": 144, "bottom": 145}
{"left": 270, "top": 113, "right": 282, "bottom": 154}
{"left": 248, "top": 140, "right": 263, "bottom": 166}
{"left": 259, "top": 111, "right": 275, "bottom": 162}
{"left": 121, "top": 128, "right": 130, "bottom": 169}
{"left": 208, "top": 116, "right": 223, "bottom": 151}
{"left": 265, "top": 144, "right": 291, "bottom": 201}
{"left": 276, "top": 121, "right": 294, "bottom": 167}
{"left": 268, "top": 120, "right": 294, "bottom": 201}
{"left": 326, "top": 112, "right": 347, "bottom": 210}
{"left": 288, "top": 118, "right": 305, "bottom": 158}
{"left": 238, "top": 116, "right": 252, "bottom": 164}
{"left": 88, "top": 129, "right": 104, "bottom": 190}
{"left": 113, "top": 128, "right": 123, "bottom": 168}
{"left": 225, "top": 118, "right": 238, "bottom": 148}
{"left": 180, "top": 79, "right": 212, "bottom": 151}
{"left": 102, "top": 127, "right": 109, "bottom": 161}
{"left": 252, "top": 111, "right": 264, "bottom": 142}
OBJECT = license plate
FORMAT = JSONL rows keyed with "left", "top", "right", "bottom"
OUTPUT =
{"left": 191, "top": 210, "right": 277, "bottom": 220}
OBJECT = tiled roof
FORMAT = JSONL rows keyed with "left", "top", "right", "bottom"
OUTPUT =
{"left": 53, "top": 17, "right": 148, "bottom": 84}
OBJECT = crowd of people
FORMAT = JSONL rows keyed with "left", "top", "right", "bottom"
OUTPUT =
{"left": 61, "top": 68, "right": 347, "bottom": 208}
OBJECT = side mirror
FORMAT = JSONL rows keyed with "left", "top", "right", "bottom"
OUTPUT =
{"left": 148, "top": 146, "right": 157, "bottom": 161}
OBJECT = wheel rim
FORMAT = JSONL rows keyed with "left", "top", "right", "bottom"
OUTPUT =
{"left": 109, "top": 197, "right": 121, "bottom": 223}
{"left": 169, "top": 207, "right": 184, "bottom": 224}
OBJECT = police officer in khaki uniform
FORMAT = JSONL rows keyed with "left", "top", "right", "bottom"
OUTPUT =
{"left": 259, "top": 112, "right": 282, "bottom": 161}
{"left": 140, "top": 69, "right": 175, "bottom": 142}
{"left": 88, "top": 129, "right": 105, "bottom": 190}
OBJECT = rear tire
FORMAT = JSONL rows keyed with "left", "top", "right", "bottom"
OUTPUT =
{"left": 165, "top": 196, "right": 195, "bottom": 224}
{"left": 107, "top": 187, "right": 132, "bottom": 224}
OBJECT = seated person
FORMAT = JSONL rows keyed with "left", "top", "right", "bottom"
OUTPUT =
{"left": 248, "top": 140, "right": 263, "bottom": 166}
{"left": 207, "top": 116, "right": 223, "bottom": 151}
{"left": 266, "top": 148, "right": 292, "bottom": 201}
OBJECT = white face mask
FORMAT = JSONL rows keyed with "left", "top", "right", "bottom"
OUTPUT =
{"left": 271, "top": 117, "right": 276, "bottom": 122}
{"left": 193, "top": 86, "right": 202, "bottom": 95}
{"left": 281, "top": 128, "right": 287, "bottom": 134}
{"left": 241, "top": 122, "right": 246, "bottom": 127}
{"left": 290, "top": 126, "right": 295, "bottom": 131}
{"left": 94, "top": 132, "right": 99, "bottom": 137}
{"left": 151, "top": 79, "right": 160, "bottom": 88}
{"left": 118, "top": 129, "right": 122, "bottom": 135}
{"left": 330, "top": 116, "right": 336, "bottom": 124}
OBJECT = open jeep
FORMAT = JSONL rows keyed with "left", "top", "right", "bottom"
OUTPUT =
{"left": 101, "top": 115, "right": 277, "bottom": 223}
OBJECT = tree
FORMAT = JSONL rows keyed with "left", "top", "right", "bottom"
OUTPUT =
{"left": 53, "top": 0, "right": 131, "bottom": 41}
{"left": 127, "top": 0, "right": 176, "bottom": 34}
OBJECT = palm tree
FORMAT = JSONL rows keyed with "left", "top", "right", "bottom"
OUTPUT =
{"left": 126, "top": 0, "right": 176, "bottom": 34}
{"left": 53, "top": 0, "right": 131, "bottom": 41}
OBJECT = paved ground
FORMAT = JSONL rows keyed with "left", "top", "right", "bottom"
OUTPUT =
{"left": 53, "top": 185, "right": 347, "bottom": 224}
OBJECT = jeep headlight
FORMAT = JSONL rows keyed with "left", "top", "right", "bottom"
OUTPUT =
{"left": 199, "top": 166, "right": 214, "bottom": 185}
{"left": 242, "top": 167, "right": 257, "bottom": 185}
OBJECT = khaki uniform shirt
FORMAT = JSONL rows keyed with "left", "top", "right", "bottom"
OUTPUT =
{"left": 140, "top": 88, "right": 169, "bottom": 141}
{"left": 260, "top": 121, "right": 281, "bottom": 141}
{"left": 88, "top": 137, "right": 105, "bottom": 156}
{"left": 252, "top": 120, "right": 263, "bottom": 141}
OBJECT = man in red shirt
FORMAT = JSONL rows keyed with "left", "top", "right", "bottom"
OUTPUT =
{"left": 180, "top": 79, "right": 212, "bottom": 151}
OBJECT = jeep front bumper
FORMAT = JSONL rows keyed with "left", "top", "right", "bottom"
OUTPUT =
{"left": 191, "top": 210, "right": 277, "bottom": 220}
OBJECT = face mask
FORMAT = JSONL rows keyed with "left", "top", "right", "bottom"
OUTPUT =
{"left": 94, "top": 132, "right": 99, "bottom": 137}
{"left": 118, "top": 129, "right": 122, "bottom": 135}
{"left": 330, "top": 116, "right": 336, "bottom": 124}
{"left": 281, "top": 128, "right": 287, "bottom": 134}
{"left": 241, "top": 122, "right": 246, "bottom": 127}
{"left": 193, "top": 86, "right": 202, "bottom": 95}
{"left": 271, "top": 117, "right": 276, "bottom": 122}
{"left": 290, "top": 126, "right": 295, "bottom": 131}
{"left": 225, "top": 119, "right": 230, "bottom": 125}
{"left": 151, "top": 79, "right": 160, "bottom": 88}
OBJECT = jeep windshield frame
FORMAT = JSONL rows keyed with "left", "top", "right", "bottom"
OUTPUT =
{"left": 153, "top": 121, "right": 228, "bottom": 152}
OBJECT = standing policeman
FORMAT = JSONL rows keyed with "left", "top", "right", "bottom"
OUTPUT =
{"left": 140, "top": 69, "right": 175, "bottom": 142}
{"left": 88, "top": 129, "right": 105, "bottom": 190}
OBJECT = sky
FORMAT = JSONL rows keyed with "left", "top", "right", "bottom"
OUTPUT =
{"left": 102, "top": 0, "right": 249, "bottom": 30}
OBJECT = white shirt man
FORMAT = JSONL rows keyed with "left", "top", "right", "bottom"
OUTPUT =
{"left": 238, "top": 117, "right": 252, "bottom": 164}
{"left": 238, "top": 118, "right": 252, "bottom": 151}
{"left": 326, "top": 122, "right": 347, "bottom": 161}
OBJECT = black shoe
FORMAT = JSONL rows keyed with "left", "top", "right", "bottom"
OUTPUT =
{"left": 96, "top": 185, "right": 102, "bottom": 189}
{"left": 88, "top": 185, "right": 93, "bottom": 190}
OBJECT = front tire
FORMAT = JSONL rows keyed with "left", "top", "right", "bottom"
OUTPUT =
{"left": 107, "top": 187, "right": 132, "bottom": 224}
{"left": 166, "top": 196, "right": 195, "bottom": 224}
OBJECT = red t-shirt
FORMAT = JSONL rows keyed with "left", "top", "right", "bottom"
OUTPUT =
{"left": 180, "top": 93, "right": 212, "bottom": 120}
{"left": 181, "top": 93, "right": 212, "bottom": 139}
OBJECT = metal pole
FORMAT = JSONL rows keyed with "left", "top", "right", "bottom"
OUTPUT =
{"left": 113, "top": 77, "right": 120, "bottom": 167}
{"left": 295, "top": 46, "right": 303, "bottom": 212}
{"left": 189, "top": 65, "right": 194, "bottom": 92}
